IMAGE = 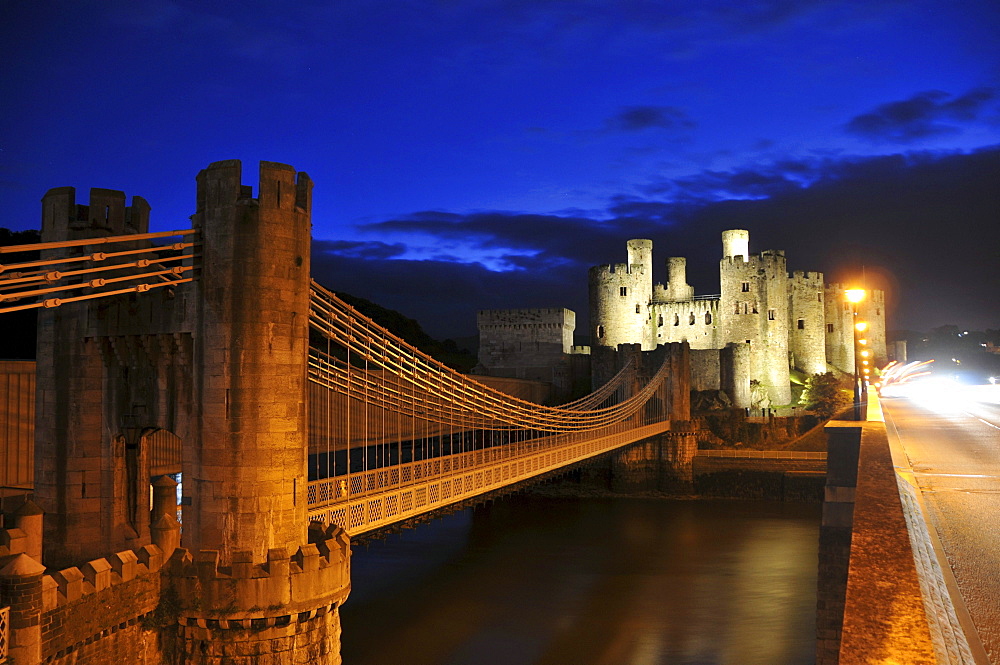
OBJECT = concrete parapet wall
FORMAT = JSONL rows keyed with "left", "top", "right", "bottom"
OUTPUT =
{"left": 836, "top": 421, "right": 938, "bottom": 664}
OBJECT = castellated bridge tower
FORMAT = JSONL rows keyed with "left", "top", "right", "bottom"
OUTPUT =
{"left": 589, "top": 239, "right": 654, "bottom": 350}
{"left": 187, "top": 159, "right": 312, "bottom": 562}
{"left": 718, "top": 230, "right": 792, "bottom": 406}
{"left": 31, "top": 161, "right": 350, "bottom": 665}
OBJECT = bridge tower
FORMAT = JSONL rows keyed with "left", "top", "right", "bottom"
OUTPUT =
{"left": 29, "top": 160, "right": 349, "bottom": 664}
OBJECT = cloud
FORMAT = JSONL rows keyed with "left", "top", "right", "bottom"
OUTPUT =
{"left": 845, "top": 88, "right": 998, "bottom": 143}
{"left": 604, "top": 106, "right": 696, "bottom": 132}
{"left": 320, "top": 145, "right": 1000, "bottom": 338}
{"left": 314, "top": 239, "right": 407, "bottom": 260}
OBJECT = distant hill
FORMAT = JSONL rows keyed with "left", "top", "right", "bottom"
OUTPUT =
{"left": 331, "top": 291, "right": 477, "bottom": 373}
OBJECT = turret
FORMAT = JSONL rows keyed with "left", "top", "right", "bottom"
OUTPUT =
{"left": 722, "top": 229, "right": 749, "bottom": 260}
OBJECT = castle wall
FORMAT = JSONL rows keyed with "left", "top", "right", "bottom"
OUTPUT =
{"left": 789, "top": 271, "right": 827, "bottom": 375}
{"left": 649, "top": 299, "right": 720, "bottom": 349}
{"left": 690, "top": 349, "right": 721, "bottom": 391}
{"left": 477, "top": 308, "right": 574, "bottom": 368}
{"left": 475, "top": 308, "right": 585, "bottom": 402}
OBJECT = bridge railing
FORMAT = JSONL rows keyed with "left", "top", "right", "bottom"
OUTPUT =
{"left": 307, "top": 419, "right": 672, "bottom": 535}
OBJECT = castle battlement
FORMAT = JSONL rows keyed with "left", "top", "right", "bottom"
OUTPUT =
{"left": 589, "top": 261, "right": 644, "bottom": 278}
{"left": 792, "top": 270, "right": 824, "bottom": 284}
{"left": 165, "top": 523, "right": 351, "bottom": 622}
{"left": 195, "top": 159, "right": 313, "bottom": 215}
{"left": 41, "top": 186, "right": 151, "bottom": 239}
{"left": 720, "top": 251, "right": 787, "bottom": 271}
{"left": 42, "top": 544, "right": 164, "bottom": 612}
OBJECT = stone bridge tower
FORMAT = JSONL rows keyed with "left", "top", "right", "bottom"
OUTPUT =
{"left": 30, "top": 160, "right": 350, "bottom": 664}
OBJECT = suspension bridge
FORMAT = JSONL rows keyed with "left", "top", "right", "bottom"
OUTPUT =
{"left": 0, "top": 160, "right": 690, "bottom": 547}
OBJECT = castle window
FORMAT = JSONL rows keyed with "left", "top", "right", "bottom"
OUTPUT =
{"left": 767, "top": 309, "right": 776, "bottom": 321}
{"left": 705, "top": 312, "right": 712, "bottom": 325}
{"left": 674, "top": 314, "right": 680, "bottom": 326}
{"left": 689, "top": 312, "right": 695, "bottom": 325}
{"left": 620, "top": 286, "right": 627, "bottom": 297}
{"left": 636, "top": 304, "right": 641, "bottom": 314}
{"left": 752, "top": 303, "right": 758, "bottom": 314}
{"left": 741, "top": 282, "right": 750, "bottom": 292}
{"left": 817, "top": 292, "right": 822, "bottom": 302}
{"left": 597, "top": 325, "right": 604, "bottom": 339}
{"left": 827, "top": 323, "right": 834, "bottom": 333}
{"left": 658, "top": 315, "right": 663, "bottom": 327}
{"left": 876, "top": 308, "right": 881, "bottom": 316}
{"left": 797, "top": 319, "right": 805, "bottom": 330}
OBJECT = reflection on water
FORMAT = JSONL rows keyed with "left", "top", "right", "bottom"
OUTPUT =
{"left": 342, "top": 496, "right": 820, "bottom": 665}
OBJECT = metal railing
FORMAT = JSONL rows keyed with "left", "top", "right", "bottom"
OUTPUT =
{"left": 696, "top": 449, "right": 827, "bottom": 460}
{"left": 307, "top": 420, "right": 672, "bottom": 536}
{"left": 0, "top": 605, "right": 9, "bottom": 663}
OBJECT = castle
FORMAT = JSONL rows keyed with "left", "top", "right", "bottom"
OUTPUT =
{"left": 478, "top": 229, "right": 888, "bottom": 408}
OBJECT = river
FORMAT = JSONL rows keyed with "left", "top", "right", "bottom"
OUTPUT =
{"left": 341, "top": 494, "right": 820, "bottom": 665}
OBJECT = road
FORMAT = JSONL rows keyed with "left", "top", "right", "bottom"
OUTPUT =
{"left": 882, "top": 384, "right": 1000, "bottom": 664}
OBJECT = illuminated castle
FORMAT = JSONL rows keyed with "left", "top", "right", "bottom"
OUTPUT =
{"left": 588, "top": 230, "right": 887, "bottom": 407}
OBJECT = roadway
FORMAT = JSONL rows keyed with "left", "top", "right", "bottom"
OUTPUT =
{"left": 882, "top": 384, "right": 1000, "bottom": 664}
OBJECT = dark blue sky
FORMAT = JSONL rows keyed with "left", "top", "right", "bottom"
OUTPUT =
{"left": 3, "top": 1, "right": 999, "bottom": 339}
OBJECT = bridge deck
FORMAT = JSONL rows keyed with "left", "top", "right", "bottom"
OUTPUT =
{"left": 307, "top": 420, "right": 673, "bottom": 536}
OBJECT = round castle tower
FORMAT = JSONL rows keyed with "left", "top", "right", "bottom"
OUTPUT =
{"left": 589, "top": 239, "right": 654, "bottom": 350}
{"left": 718, "top": 230, "right": 791, "bottom": 406}
{"left": 789, "top": 270, "right": 828, "bottom": 375}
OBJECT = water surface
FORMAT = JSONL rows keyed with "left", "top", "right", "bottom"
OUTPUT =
{"left": 342, "top": 496, "right": 819, "bottom": 665}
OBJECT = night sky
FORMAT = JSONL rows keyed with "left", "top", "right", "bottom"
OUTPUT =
{"left": 3, "top": 1, "right": 999, "bottom": 340}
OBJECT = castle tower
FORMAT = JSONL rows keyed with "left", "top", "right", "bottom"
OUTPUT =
{"left": 662, "top": 257, "right": 695, "bottom": 302}
{"left": 35, "top": 187, "right": 158, "bottom": 567}
{"left": 824, "top": 285, "right": 855, "bottom": 376}
{"left": 186, "top": 160, "right": 312, "bottom": 563}
{"left": 718, "top": 230, "right": 791, "bottom": 406}
{"left": 789, "top": 271, "right": 827, "bottom": 375}
{"left": 859, "top": 290, "right": 888, "bottom": 368}
{"left": 589, "top": 239, "right": 654, "bottom": 351}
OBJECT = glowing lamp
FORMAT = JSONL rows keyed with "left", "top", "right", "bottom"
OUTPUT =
{"left": 858, "top": 339, "right": 868, "bottom": 345}
{"left": 855, "top": 321, "right": 868, "bottom": 332}
{"left": 845, "top": 289, "right": 866, "bottom": 303}
{"left": 860, "top": 350, "right": 870, "bottom": 358}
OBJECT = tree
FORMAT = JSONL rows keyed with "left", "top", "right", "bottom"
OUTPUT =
{"left": 799, "top": 372, "right": 850, "bottom": 419}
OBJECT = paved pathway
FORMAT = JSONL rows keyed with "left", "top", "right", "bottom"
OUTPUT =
{"left": 883, "top": 385, "right": 1000, "bottom": 664}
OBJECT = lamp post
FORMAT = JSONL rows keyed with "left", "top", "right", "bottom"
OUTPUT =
{"left": 845, "top": 289, "right": 866, "bottom": 420}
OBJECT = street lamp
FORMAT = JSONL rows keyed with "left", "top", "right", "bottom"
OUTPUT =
{"left": 845, "top": 289, "right": 867, "bottom": 420}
